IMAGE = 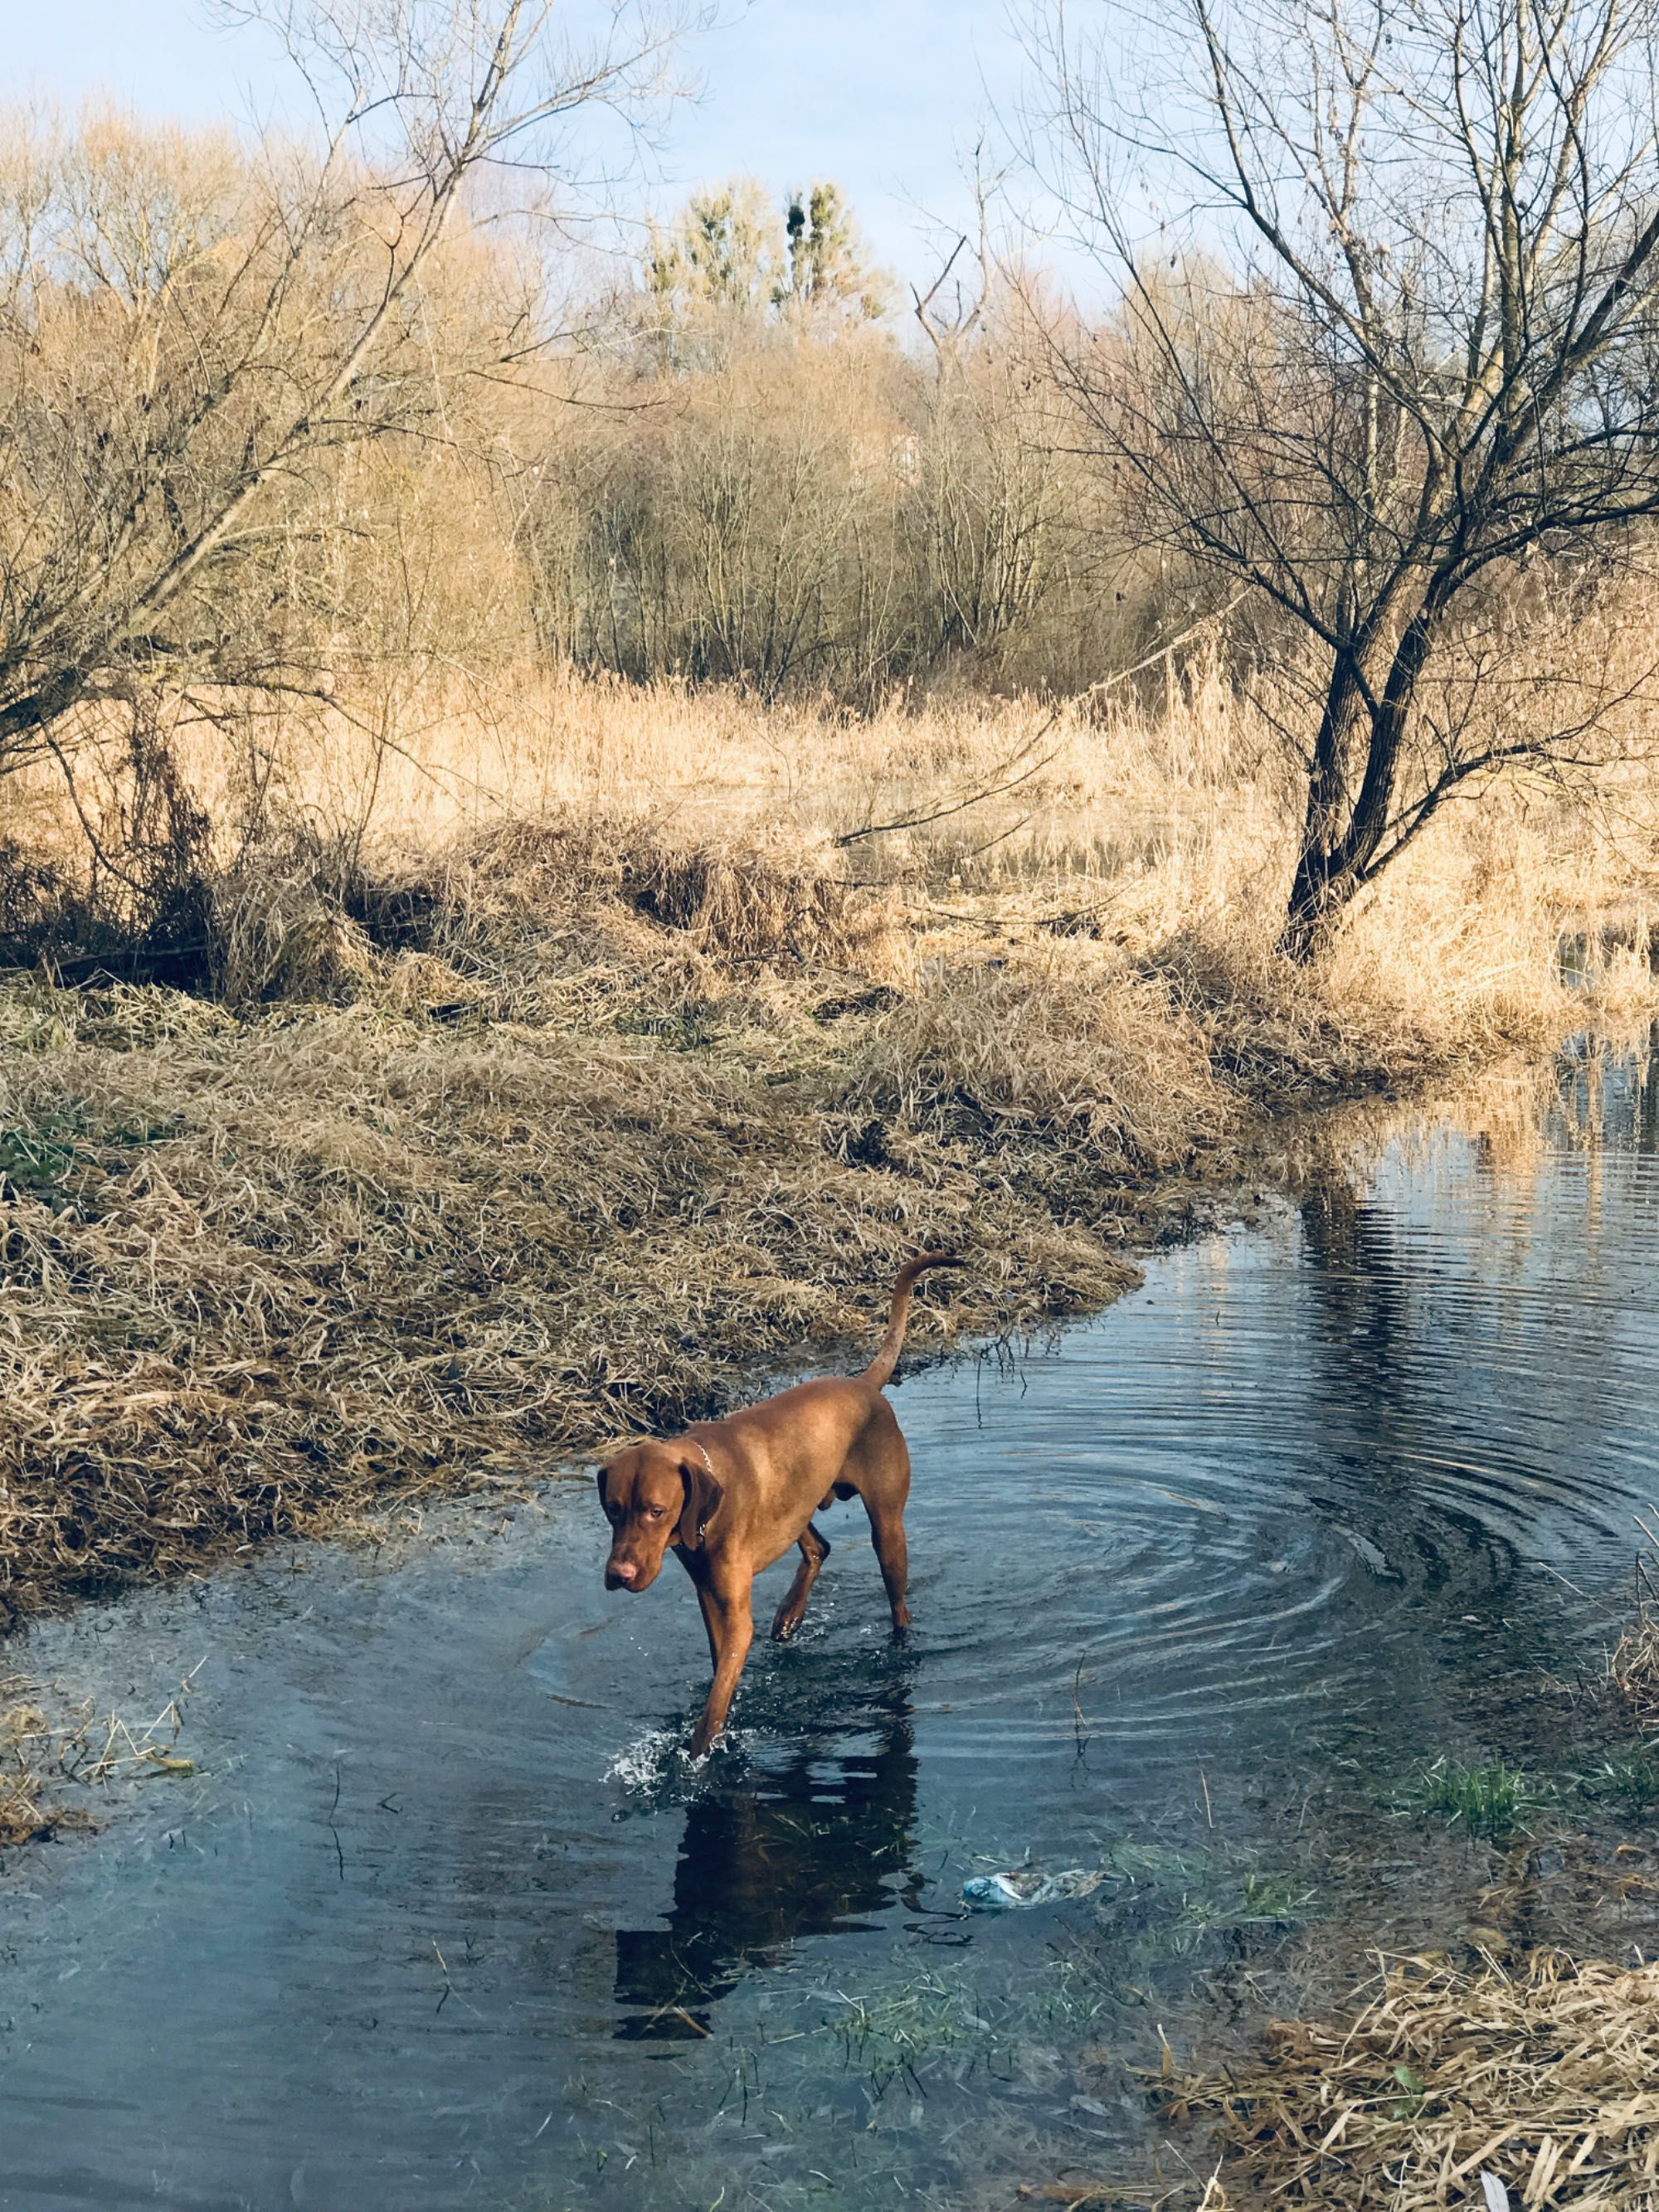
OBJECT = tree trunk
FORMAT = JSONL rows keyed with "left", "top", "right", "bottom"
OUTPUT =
{"left": 1280, "top": 839, "right": 1353, "bottom": 962}
{"left": 1279, "top": 651, "right": 1367, "bottom": 961}
{"left": 1277, "top": 602, "right": 1436, "bottom": 962}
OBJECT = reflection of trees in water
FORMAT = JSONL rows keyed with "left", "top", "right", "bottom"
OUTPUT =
{"left": 1298, "top": 1179, "right": 1409, "bottom": 1385}
{"left": 1583, "top": 1022, "right": 1659, "bottom": 1159}
{"left": 1297, "top": 1178, "right": 1454, "bottom": 1571}
{"left": 613, "top": 1679, "right": 921, "bottom": 2039}
{"left": 1297, "top": 1173, "right": 1531, "bottom": 1587}
{"left": 1551, "top": 1023, "right": 1659, "bottom": 1158}
{"left": 1636, "top": 1027, "right": 1659, "bottom": 1155}
{"left": 1292, "top": 1115, "right": 1651, "bottom": 1760}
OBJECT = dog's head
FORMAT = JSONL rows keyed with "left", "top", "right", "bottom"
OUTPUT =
{"left": 596, "top": 1440, "right": 724, "bottom": 1592}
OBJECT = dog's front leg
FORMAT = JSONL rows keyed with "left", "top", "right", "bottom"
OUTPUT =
{"left": 688, "top": 1573, "right": 753, "bottom": 1759}
{"left": 693, "top": 1580, "right": 720, "bottom": 1670}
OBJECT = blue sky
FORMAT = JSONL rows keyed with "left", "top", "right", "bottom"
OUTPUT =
{"left": 11, "top": 1, "right": 1044, "bottom": 291}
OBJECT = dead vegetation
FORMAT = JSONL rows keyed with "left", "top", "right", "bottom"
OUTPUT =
{"left": 1153, "top": 1948, "right": 1659, "bottom": 2210}
{"left": 0, "top": 1672, "right": 192, "bottom": 1844}
{"left": 0, "top": 1694, "right": 52, "bottom": 1845}
{"left": 1607, "top": 1516, "right": 1659, "bottom": 1730}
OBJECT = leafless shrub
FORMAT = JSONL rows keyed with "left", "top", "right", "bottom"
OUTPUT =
{"left": 0, "top": 2, "right": 689, "bottom": 773}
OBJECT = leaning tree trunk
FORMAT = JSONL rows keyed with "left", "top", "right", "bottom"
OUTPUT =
{"left": 1278, "top": 654, "right": 1370, "bottom": 962}
{"left": 1278, "top": 604, "right": 1434, "bottom": 962}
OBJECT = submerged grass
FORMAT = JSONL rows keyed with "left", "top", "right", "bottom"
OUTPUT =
{"left": 0, "top": 1673, "right": 193, "bottom": 1843}
{"left": 1399, "top": 1756, "right": 1542, "bottom": 1843}
{"left": 0, "top": 1693, "right": 52, "bottom": 1844}
{"left": 1582, "top": 1744, "right": 1659, "bottom": 1810}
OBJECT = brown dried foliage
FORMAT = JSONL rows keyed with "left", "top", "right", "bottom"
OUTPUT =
{"left": 0, "top": 792, "right": 1565, "bottom": 1623}
{"left": 1608, "top": 1516, "right": 1659, "bottom": 1730}
{"left": 1156, "top": 1949, "right": 1659, "bottom": 2209}
{"left": 0, "top": 688, "right": 1647, "bottom": 1626}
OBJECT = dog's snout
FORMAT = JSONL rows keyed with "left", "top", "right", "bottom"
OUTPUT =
{"left": 606, "top": 1558, "right": 639, "bottom": 1588}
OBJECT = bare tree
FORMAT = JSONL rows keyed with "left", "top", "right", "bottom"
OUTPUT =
{"left": 0, "top": 0, "right": 687, "bottom": 775}
{"left": 1034, "top": 0, "right": 1659, "bottom": 954}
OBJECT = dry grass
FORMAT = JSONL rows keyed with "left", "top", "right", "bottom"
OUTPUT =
{"left": 0, "top": 1693, "right": 52, "bottom": 1844}
{"left": 0, "top": 1672, "right": 191, "bottom": 1844}
{"left": 1155, "top": 1948, "right": 1659, "bottom": 2209}
{"left": 1607, "top": 1517, "right": 1659, "bottom": 1728}
{"left": 0, "top": 674, "right": 1652, "bottom": 1616}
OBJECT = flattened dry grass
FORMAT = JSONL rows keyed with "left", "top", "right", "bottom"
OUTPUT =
{"left": 1157, "top": 1949, "right": 1659, "bottom": 2210}
{"left": 0, "top": 819, "right": 1191, "bottom": 1615}
{"left": 0, "top": 805, "right": 1433, "bottom": 1616}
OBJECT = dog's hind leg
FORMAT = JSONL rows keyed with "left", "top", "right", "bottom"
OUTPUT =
{"left": 771, "top": 1521, "right": 831, "bottom": 1642}
{"left": 854, "top": 1407, "right": 912, "bottom": 1636}
{"left": 865, "top": 1497, "right": 911, "bottom": 1636}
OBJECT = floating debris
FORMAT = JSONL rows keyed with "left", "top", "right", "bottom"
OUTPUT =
{"left": 961, "top": 1867, "right": 1109, "bottom": 1910}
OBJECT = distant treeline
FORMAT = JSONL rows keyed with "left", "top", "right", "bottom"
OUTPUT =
{"left": 0, "top": 109, "right": 1182, "bottom": 739}
{"left": 518, "top": 181, "right": 1179, "bottom": 699}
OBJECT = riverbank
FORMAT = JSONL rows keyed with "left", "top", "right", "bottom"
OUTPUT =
{"left": 0, "top": 682, "right": 1655, "bottom": 1624}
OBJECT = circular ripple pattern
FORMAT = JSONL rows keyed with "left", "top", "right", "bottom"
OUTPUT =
{"left": 566, "top": 1112, "right": 1659, "bottom": 1808}
{"left": 887, "top": 1184, "right": 1659, "bottom": 1764}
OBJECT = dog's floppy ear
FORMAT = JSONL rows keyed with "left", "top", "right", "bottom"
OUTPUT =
{"left": 596, "top": 1464, "right": 611, "bottom": 1512}
{"left": 677, "top": 1456, "right": 723, "bottom": 1551}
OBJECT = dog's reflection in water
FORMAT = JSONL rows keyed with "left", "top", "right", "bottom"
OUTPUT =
{"left": 613, "top": 1687, "right": 920, "bottom": 2039}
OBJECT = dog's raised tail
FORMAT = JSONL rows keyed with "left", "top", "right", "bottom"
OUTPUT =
{"left": 863, "top": 1251, "right": 964, "bottom": 1390}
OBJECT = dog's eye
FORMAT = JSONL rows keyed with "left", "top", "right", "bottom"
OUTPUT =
{"left": 645, "top": 1505, "right": 664, "bottom": 1520}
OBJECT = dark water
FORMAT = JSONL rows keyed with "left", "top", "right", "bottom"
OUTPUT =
{"left": 3, "top": 1043, "right": 1659, "bottom": 2212}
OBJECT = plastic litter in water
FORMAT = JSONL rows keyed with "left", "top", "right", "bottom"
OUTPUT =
{"left": 961, "top": 1866, "right": 1108, "bottom": 1909}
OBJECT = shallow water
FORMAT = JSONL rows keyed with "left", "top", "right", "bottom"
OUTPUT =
{"left": 3, "top": 1043, "right": 1659, "bottom": 2211}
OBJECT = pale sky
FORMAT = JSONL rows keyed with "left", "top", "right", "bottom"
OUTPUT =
{"left": 9, "top": 1, "right": 1052, "bottom": 293}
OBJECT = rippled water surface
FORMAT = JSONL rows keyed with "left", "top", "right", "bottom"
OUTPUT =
{"left": 3, "top": 1045, "right": 1659, "bottom": 2210}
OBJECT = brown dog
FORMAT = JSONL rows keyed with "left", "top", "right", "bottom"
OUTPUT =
{"left": 597, "top": 1252, "right": 961, "bottom": 1757}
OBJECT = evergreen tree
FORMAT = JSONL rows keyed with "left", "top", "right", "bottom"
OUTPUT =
{"left": 644, "top": 179, "right": 891, "bottom": 339}
{"left": 781, "top": 183, "right": 890, "bottom": 320}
